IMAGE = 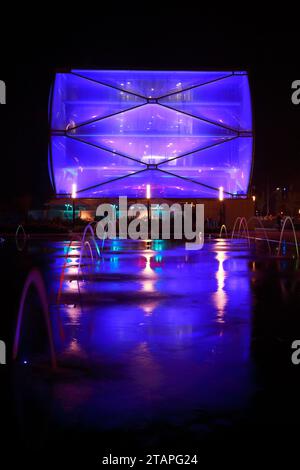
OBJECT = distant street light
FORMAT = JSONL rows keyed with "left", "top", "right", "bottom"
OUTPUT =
{"left": 218, "top": 186, "right": 224, "bottom": 202}
{"left": 71, "top": 183, "right": 77, "bottom": 228}
{"left": 146, "top": 184, "right": 151, "bottom": 238}
{"left": 219, "top": 186, "right": 225, "bottom": 226}
{"left": 146, "top": 184, "right": 151, "bottom": 200}
{"left": 71, "top": 183, "right": 77, "bottom": 199}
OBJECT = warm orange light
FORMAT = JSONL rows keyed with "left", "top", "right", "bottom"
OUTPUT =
{"left": 252, "top": 195, "right": 256, "bottom": 202}
{"left": 218, "top": 186, "right": 224, "bottom": 202}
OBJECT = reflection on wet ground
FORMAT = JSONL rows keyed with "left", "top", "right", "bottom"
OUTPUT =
{"left": 1, "top": 237, "right": 300, "bottom": 464}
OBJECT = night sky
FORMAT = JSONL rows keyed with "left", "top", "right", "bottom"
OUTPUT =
{"left": 0, "top": 16, "right": 299, "bottom": 208}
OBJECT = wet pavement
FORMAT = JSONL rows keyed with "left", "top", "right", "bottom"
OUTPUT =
{"left": 1, "top": 237, "right": 300, "bottom": 465}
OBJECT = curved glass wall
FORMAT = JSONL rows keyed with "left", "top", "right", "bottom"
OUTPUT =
{"left": 49, "top": 70, "right": 253, "bottom": 198}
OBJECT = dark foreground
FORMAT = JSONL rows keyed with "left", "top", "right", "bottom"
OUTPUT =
{"left": 1, "top": 236, "right": 300, "bottom": 466}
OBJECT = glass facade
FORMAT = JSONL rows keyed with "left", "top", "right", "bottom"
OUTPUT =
{"left": 49, "top": 70, "right": 253, "bottom": 198}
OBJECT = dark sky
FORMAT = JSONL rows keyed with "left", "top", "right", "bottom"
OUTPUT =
{"left": 0, "top": 15, "right": 299, "bottom": 207}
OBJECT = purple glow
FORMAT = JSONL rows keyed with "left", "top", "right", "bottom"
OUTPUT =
{"left": 50, "top": 70, "right": 253, "bottom": 198}
{"left": 51, "top": 73, "right": 146, "bottom": 130}
{"left": 75, "top": 170, "right": 219, "bottom": 198}
{"left": 158, "top": 138, "right": 253, "bottom": 195}
{"left": 68, "top": 104, "right": 235, "bottom": 163}
{"left": 51, "top": 136, "right": 145, "bottom": 194}
{"left": 71, "top": 69, "right": 232, "bottom": 98}
{"left": 159, "top": 74, "right": 252, "bottom": 131}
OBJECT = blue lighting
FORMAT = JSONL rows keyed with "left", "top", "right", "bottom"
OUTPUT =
{"left": 49, "top": 70, "right": 253, "bottom": 198}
